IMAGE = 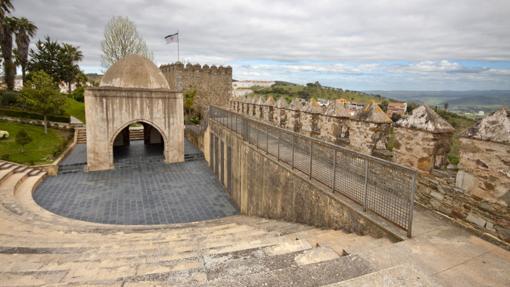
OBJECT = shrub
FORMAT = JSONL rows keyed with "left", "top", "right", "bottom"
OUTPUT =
{"left": 0, "top": 90, "right": 20, "bottom": 106}
{"left": 0, "top": 154, "right": 10, "bottom": 161}
{"left": 16, "top": 129, "right": 33, "bottom": 153}
{"left": 70, "top": 86, "right": 84, "bottom": 102}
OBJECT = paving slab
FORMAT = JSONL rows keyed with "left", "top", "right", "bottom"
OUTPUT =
{"left": 36, "top": 150, "right": 238, "bottom": 225}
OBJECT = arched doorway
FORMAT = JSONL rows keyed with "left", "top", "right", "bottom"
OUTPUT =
{"left": 111, "top": 121, "right": 166, "bottom": 167}
{"left": 85, "top": 55, "right": 184, "bottom": 171}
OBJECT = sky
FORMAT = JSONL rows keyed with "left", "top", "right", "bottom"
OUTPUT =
{"left": 13, "top": 0, "right": 510, "bottom": 91}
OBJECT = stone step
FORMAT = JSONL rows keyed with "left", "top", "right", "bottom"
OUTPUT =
{"left": 204, "top": 253, "right": 373, "bottom": 287}
{"left": 322, "top": 264, "right": 439, "bottom": 287}
{"left": 0, "top": 165, "right": 16, "bottom": 184}
{"left": 58, "top": 163, "right": 86, "bottom": 174}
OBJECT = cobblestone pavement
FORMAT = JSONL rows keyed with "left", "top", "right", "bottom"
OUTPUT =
{"left": 35, "top": 158, "right": 239, "bottom": 225}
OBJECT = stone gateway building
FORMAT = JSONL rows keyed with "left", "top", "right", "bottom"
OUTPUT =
{"left": 85, "top": 55, "right": 184, "bottom": 171}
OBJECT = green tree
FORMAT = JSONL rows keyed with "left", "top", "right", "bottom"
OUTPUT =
{"left": 60, "top": 43, "right": 83, "bottom": 93}
{"left": 0, "top": 0, "right": 13, "bottom": 18}
{"left": 27, "top": 37, "right": 62, "bottom": 81}
{"left": 101, "top": 16, "right": 153, "bottom": 68}
{"left": 1, "top": 16, "right": 17, "bottom": 90}
{"left": 27, "top": 37, "right": 83, "bottom": 92}
{"left": 183, "top": 89, "right": 196, "bottom": 117}
{"left": 20, "top": 71, "right": 66, "bottom": 134}
{"left": 13, "top": 17, "right": 37, "bottom": 85}
{"left": 15, "top": 129, "right": 32, "bottom": 153}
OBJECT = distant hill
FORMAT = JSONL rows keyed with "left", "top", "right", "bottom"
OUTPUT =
{"left": 251, "top": 82, "right": 386, "bottom": 104}
{"left": 85, "top": 73, "right": 103, "bottom": 86}
{"left": 367, "top": 90, "right": 510, "bottom": 113}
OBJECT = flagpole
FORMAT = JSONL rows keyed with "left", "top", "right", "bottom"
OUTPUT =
{"left": 177, "top": 30, "right": 180, "bottom": 63}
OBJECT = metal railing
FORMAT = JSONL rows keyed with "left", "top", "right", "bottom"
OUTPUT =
{"left": 209, "top": 106, "right": 417, "bottom": 237}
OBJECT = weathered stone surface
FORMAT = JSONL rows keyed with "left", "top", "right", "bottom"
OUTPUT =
{"left": 285, "top": 98, "right": 303, "bottom": 132}
{"left": 466, "top": 212, "right": 487, "bottom": 228}
{"left": 396, "top": 105, "right": 454, "bottom": 133}
{"left": 300, "top": 99, "right": 322, "bottom": 137}
{"left": 458, "top": 137, "right": 510, "bottom": 205}
{"left": 86, "top": 55, "right": 184, "bottom": 171}
{"left": 294, "top": 247, "right": 340, "bottom": 266}
{"left": 393, "top": 126, "right": 452, "bottom": 172}
{"left": 101, "top": 55, "right": 169, "bottom": 89}
{"left": 462, "top": 108, "right": 510, "bottom": 144}
{"left": 353, "top": 103, "right": 392, "bottom": 124}
{"left": 349, "top": 121, "right": 390, "bottom": 154}
{"left": 160, "top": 62, "right": 232, "bottom": 112}
{"left": 325, "top": 99, "right": 356, "bottom": 118}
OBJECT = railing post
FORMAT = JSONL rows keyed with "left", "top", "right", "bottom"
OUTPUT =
{"left": 277, "top": 132, "right": 280, "bottom": 161}
{"left": 291, "top": 134, "right": 295, "bottom": 170}
{"left": 266, "top": 125, "right": 269, "bottom": 154}
{"left": 229, "top": 111, "right": 232, "bottom": 130}
{"left": 256, "top": 123, "right": 259, "bottom": 148}
{"left": 332, "top": 150, "right": 336, "bottom": 192}
{"left": 363, "top": 159, "right": 369, "bottom": 212}
{"left": 407, "top": 173, "right": 417, "bottom": 238}
{"left": 309, "top": 141, "right": 313, "bottom": 179}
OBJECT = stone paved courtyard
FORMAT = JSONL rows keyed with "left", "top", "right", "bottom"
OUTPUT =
{"left": 34, "top": 142, "right": 238, "bottom": 225}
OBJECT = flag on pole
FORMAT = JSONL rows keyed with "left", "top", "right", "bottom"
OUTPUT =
{"left": 165, "top": 33, "right": 178, "bottom": 44}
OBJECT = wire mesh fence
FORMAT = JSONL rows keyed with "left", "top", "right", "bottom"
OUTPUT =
{"left": 210, "top": 106, "right": 417, "bottom": 237}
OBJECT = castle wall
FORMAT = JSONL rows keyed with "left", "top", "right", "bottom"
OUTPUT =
{"left": 208, "top": 119, "right": 402, "bottom": 241}
{"left": 227, "top": 98, "right": 510, "bottom": 245}
{"left": 160, "top": 63, "right": 232, "bottom": 112}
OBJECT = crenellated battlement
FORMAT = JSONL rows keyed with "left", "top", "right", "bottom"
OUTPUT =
{"left": 160, "top": 62, "right": 232, "bottom": 75}
{"left": 160, "top": 62, "right": 233, "bottom": 112}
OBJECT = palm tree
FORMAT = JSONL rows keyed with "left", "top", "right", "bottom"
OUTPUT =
{"left": 0, "top": 0, "right": 14, "bottom": 89}
{"left": 1, "top": 16, "right": 17, "bottom": 90}
{"left": 14, "top": 17, "right": 37, "bottom": 84}
{"left": 61, "top": 43, "right": 83, "bottom": 93}
{"left": 0, "top": 0, "right": 13, "bottom": 19}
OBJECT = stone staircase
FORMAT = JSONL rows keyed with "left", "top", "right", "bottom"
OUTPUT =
{"left": 129, "top": 128, "right": 144, "bottom": 140}
{"left": 0, "top": 160, "right": 438, "bottom": 286}
{"left": 75, "top": 127, "right": 87, "bottom": 144}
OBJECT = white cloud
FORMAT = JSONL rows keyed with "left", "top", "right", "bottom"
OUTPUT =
{"left": 10, "top": 0, "right": 510, "bottom": 90}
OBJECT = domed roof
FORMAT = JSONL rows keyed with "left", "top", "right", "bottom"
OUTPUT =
{"left": 100, "top": 54, "right": 169, "bottom": 89}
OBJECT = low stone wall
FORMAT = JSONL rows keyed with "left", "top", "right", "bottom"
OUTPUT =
{"left": 185, "top": 125, "right": 205, "bottom": 152}
{"left": 227, "top": 100, "right": 510, "bottom": 246}
{"left": 207, "top": 120, "right": 404, "bottom": 242}
{"left": 0, "top": 115, "right": 73, "bottom": 129}
{"left": 231, "top": 97, "right": 392, "bottom": 155}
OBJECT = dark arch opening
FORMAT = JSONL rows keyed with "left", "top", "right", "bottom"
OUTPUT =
{"left": 112, "top": 122, "right": 164, "bottom": 167}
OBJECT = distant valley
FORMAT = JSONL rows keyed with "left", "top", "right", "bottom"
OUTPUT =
{"left": 367, "top": 90, "right": 510, "bottom": 114}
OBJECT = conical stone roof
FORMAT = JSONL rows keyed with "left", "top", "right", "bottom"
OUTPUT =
{"left": 264, "top": 96, "right": 276, "bottom": 106}
{"left": 275, "top": 97, "right": 288, "bottom": 108}
{"left": 353, "top": 103, "right": 392, "bottom": 124}
{"left": 302, "top": 98, "right": 323, "bottom": 113}
{"left": 396, "top": 105, "right": 454, "bottom": 133}
{"left": 288, "top": 98, "right": 303, "bottom": 110}
{"left": 462, "top": 108, "right": 510, "bottom": 144}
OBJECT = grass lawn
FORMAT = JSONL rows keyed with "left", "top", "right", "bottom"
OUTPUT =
{"left": 64, "top": 97, "right": 85, "bottom": 123}
{"left": 0, "top": 121, "right": 72, "bottom": 165}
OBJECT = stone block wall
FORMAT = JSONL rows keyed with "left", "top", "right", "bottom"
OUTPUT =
{"left": 393, "top": 105, "right": 454, "bottom": 172}
{"left": 226, "top": 99, "right": 510, "bottom": 246}
{"left": 230, "top": 97, "right": 391, "bottom": 155}
{"left": 348, "top": 120, "right": 390, "bottom": 154}
{"left": 393, "top": 128, "right": 452, "bottom": 172}
{"left": 160, "top": 63, "right": 232, "bottom": 113}
{"left": 208, "top": 120, "right": 403, "bottom": 241}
